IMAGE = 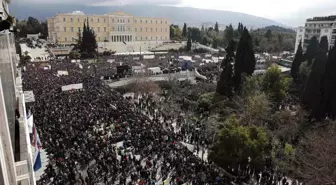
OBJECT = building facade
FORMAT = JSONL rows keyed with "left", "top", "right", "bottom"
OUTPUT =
{"left": 295, "top": 15, "right": 336, "bottom": 53}
{"left": 47, "top": 11, "right": 171, "bottom": 44}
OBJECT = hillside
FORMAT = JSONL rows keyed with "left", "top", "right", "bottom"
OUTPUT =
{"left": 259, "top": 25, "right": 295, "bottom": 33}
{"left": 9, "top": 2, "right": 286, "bottom": 28}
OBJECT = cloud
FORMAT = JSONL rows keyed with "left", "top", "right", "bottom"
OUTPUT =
{"left": 17, "top": 0, "right": 182, "bottom": 6}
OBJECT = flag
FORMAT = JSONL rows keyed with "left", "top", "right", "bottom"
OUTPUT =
{"left": 27, "top": 111, "right": 34, "bottom": 134}
{"left": 33, "top": 126, "right": 42, "bottom": 172}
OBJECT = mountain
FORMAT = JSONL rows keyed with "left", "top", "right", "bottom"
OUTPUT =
{"left": 259, "top": 25, "right": 295, "bottom": 33}
{"left": 9, "top": 2, "right": 286, "bottom": 28}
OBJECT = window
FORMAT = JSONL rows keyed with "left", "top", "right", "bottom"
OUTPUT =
{"left": 135, "top": 20, "right": 137, "bottom": 23}
{"left": 135, "top": 28, "right": 137, "bottom": 32}
{"left": 123, "top": 26, "right": 125, "bottom": 31}
{"left": 72, "top": 37, "right": 75, "bottom": 41}
{"left": 104, "top": 18, "right": 106, "bottom": 23}
{"left": 151, "top": 20, "right": 152, "bottom": 24}
{"left": 118, "top": 26, "right": 120, "bottom": 32}
{"left": 156, "top": 37, "right": 158, "bottom": 40}
{"left": 65, "top": 37, "right": 67, "bottom": 41}
{"left": 146, "top": 28, "right": 148, "bottom": 32}
{"left": 151, "top": 36, "right": 152, "bottom": 40}
{"left": 78, "top": 18, "right": 80, "bottom": 22}
{"left": 146, "top": 20, "right": 148, "bottom": 24}
{"left": 70, "top": 18, "right": 73, "bottom": 22}
{"left": 123, "top": 19, "right": 125, "bottom": 23}
{"left": 104, "top": 27, "right": 106, "bottom": 32}
{"left": 165, "top": 21, "right": 167, "bottom": 24}
{"left": 78, "top": 27, "right": 80, "bottom": 32}
{"left": 161, "top": 20, "right": 162, "bottom": 24}
{"left": 128, "top": 19, "right": 130, "bottom": 23}
{"left": 113, "top": 27, "right": 115, "bottom": 31}
{"left": 71, "top": 27, "right": 74, "bottom": 32}
{"left": 63, "top": 18, "right": 66, "bottom": 22}
{"left": 141, "top": 36, "right": 142, "bottom": 40}
{"left": 140, "top": 20, "right": 142, "bottom": 23}
{"left": 112, "top": 19, "right": 114, "bottom": 23}
{"left": 97, "top": 18, "right": 99, "bottom": 23}
{"left": 91, "top": 18, "right": 93, "bottom": 22}
{"left": 325, "top": 29, "right": 328, "bottom": 33}
{"left": 165, "top": 28, "right": 167, "bottom": 32}
{"left": 156, "top": 28, "right": 158, "bottom": 32}
{"left": 140, "top": 28, "right": 142, "bottom": 32}
{"left": 98, "top": 27, "right": 100, "bottom": 32}
{"left": 64, "top": 27, "right": 66, "bottom": 32}
{"left": 156, "top": 20, "right": 158, "bottom": 24}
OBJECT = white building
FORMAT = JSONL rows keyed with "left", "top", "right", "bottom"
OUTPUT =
{"left": 295, "top": 15, "right": 336, "bottom": 53}
{"left": 0, "top": 0, "right": 37, "bottom": 184}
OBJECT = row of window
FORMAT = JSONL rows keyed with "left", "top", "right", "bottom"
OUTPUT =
{"left": 62, "top": 35, "right": 168, "bottom": 42}
{"left": 305, "top": 23, "right": 334, "bottom": 28}
{"left": 62, "top": 26, "right": 168, "bottom": 33}
{"left": 63, "top": 17, "right": 168, "bottom": 24}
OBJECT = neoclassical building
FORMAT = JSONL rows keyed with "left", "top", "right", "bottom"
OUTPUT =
{"left": 47, "top": 11, "right": 171, "bottom": 44}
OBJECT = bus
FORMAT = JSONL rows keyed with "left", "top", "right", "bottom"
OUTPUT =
{"left": 277, "top": 59, "right": 293, "bottom": 68}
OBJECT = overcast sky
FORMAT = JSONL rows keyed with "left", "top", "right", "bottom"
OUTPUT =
{"left": 18, "top": 0, "right": 336, "bottom": 26}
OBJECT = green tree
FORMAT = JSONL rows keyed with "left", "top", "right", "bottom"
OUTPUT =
{"left": 215, "top": 22, "right": 219, "bottom": 32}
{"left": 262, "top": 65, "right": 291, "bottom": 103}
{"left": 186, "top": 37, "right": 192, "bottom": 51}
{"left": 323, "top": 40, "right": 336, "bottom": 119}
{"left": 78, "top": 18, "right": 98, "bottom": 58}
{"left": 304, "top": 36, "right": 318, "bottom": 65}
{"left": 201, "top": 25, "right": 205, "bottom": 32}
{"left": 209, "top": 115, "right": 270, "bottom": 172}
{"left": 234, "top": 28, "right": 256, "bottom": 90}
{"left": 217, "top": 40, "right": 235, "bottom": 96}
{"left": 212, "top": 38, "right": 218, "bottom": 49}
{"left": 265, "top": 29, "right": 272, "bottom": 41}
{"left": 291, "top": 41, "right": 304, "bottom": 82}
{"left": 238, "top": 22, "right": 244, "bottom": 35}
{"left": 182, "top": 23, "right": 187, "bottom": 38}
{"left": 302, "top": 36, "right": 329, "bottom": 120}
{"left": 224, "top": 24, "right": 234, "bottom": 46}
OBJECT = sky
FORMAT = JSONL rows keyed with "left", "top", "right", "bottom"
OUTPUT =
{"left": 17, "top": 0, "right": 336, "bottom": 26}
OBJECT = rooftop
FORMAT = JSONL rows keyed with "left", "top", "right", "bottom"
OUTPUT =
{"left": 307, "top": 15, "right": 336, "bottom": 22}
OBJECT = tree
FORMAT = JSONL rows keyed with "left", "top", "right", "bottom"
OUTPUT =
{"left": 302, "top": 36, "right": 329, "bottom": 120}
{"left": 291, "top": 41, "right": 304, "bottom": 82}
{"left": 294, "top": 123, "right": 336, "bottom": 185}
{"left": 188, "top": 27, "right": 202, "bottom": 42}
{"left": 238, "top": 22, "right": 244, "bottom": 35}
{"left": 186, "top": 37, "right": 192, "bottom": 51}
{"left": 77, "top": 18, "right": 98, "bottom": 59}
{"left": 215, "top": 22, "right": 219, "bottom": 32}
{"left": 40, "top": 21, "right": 48, "bottom": 39}
{"left": 224, "top": 24, "right": 234, "bottom": 46}
{"left": 212, "top": 38, "right": 218, "bottom": 49}
{"left": 201, "top": 25, "right": 205, "bottom": 32}
{"left": 182, "top": 23, "right": 187, "bottom": 38}
{"left": 265, "top": 29, "right": 272, "bottom": 41}
{"left": 209, "top": 115, "right": 270, "bottom": 172}
{"left": 262, "top": 65, "right": 291, "bottom": 103}
{"left": 304, "top": 36, "right": 318, "bottom": 65}
{"left": 170, "top": 24, "right": 182, "bottom": 40}
{"left": 234, "top": 28, "right": 256, "bottom": 90}
{"left": 323, "top": 40, "right": 336, "bottom": 119}
{"left": 217, "top": 40, "right": 235, "bottom": 96}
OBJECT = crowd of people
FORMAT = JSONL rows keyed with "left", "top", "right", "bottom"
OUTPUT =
{"left": 22, "top": 57, "right": 298, "bottom": 185}
{"left": 23, "top": 60, "right": 231, "bottom": 185}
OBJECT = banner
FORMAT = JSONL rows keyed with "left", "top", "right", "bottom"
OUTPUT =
{"left": 57, "top": 70, "right": 69, "bottom": 76}
{"left": 61, "top": 83, "right": 83, "bottom": 91}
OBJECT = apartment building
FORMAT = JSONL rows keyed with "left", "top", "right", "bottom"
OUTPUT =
{"left": 295, "top": 15, "right": 336, "bottom": 52}
{"left": 0, "top": 0, "right": 37, "bottom": 184}
{"left": 47, "top": 11, "right": 171, "bottom": 44}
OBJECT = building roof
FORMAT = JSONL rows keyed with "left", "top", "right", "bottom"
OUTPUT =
{"left": 307, "top": 15, "right": 336, "bottom": 22}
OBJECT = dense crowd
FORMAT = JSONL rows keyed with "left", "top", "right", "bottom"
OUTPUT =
{"left": 22, "top": 58, "right": 298, "bottom": 185}
{"left": 23, "top": 60, "right": 230, "bottom": 185}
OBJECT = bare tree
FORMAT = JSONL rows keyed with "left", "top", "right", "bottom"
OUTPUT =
{"left": 294, "top": 123, "right": 336, "bottom": 185}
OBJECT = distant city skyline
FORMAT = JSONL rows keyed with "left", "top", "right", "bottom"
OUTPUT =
{"left": 13, "top": 0, "right": 336, "bottom": 26}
